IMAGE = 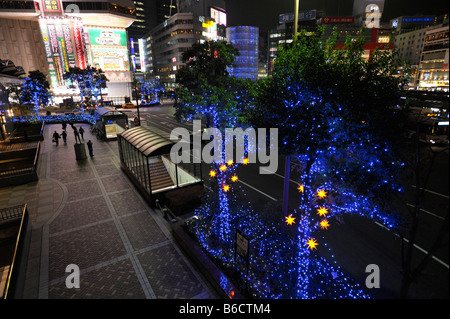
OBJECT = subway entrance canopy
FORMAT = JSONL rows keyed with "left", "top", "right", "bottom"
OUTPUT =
{"left": 117, "top": 126, "right": 203, "bottom": 211}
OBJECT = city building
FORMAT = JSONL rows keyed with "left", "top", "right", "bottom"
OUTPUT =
{"left": 226, "top": 26, "right": 259, "bottom": 81}
{"left": 417, "top": 23, "right": 449, "bottom": 91}
{"left": 390, "top": 15, "right": 437, "bottom": 33}
{"left": 144, "top": 0, "right": 227, "bottom": 87}
{"left": 268, "top": 10, "right": 393, "bottom": 75}
{"left": 0, "top": 0, "right": 136, "bottom": 105}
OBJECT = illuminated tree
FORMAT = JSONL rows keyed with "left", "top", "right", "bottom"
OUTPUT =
{"left": 64, "top": 66, "right": 108, "bottom": 112}
{"left": 248, "top": 26, "right": 409, "bottom": 297}
{"left": 20, "top": 70, "right": 51, "bottom": 117}
{"left": 139, "top": 76, "right": 165, "bottom": 104}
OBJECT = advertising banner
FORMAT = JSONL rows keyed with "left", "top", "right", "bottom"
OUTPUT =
{"left": 91, "top": 48, "right": 130, "bottom": 71}
{"left": 72, "top": 20, "right": 87, "bottom": 69}
{"left": 47, "top": 23, "right": 64, "bottom": 85}
{"left": 88, "top": 28, "right": 127, "bottom": 47}
{"left": 62, "top": 21, "right": 76, "bottom": 69}
{"left": 39, "top": 19, "right": 58, "bottom": 87}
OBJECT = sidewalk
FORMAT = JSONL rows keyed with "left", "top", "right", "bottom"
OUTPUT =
{"left": 0, "top": 123, "right": 217, "bottom": 299}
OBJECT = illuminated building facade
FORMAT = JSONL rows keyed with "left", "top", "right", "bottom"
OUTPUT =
{"left": 226, "top": 26, "right": 259, "bottom": 81}
{"left": 0, "top": 0, "right": 136, "bottom": 103}
{"left": 145, "top": 1, "right": 227, "bottom": 87}
{"left": 417, "top": 23, "right": 449, "bottom": 91}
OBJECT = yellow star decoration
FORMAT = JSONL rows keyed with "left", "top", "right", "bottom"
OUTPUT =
{"left": 320, "top": 219, "right": 330, "bottom": 230}
{"left": 227, "top": 159, "right": 234, "bottom": 166}
{"left": 219, "top": 164, "right": 227, "bottom": 172}
{"left": 297, "top": 184, "right": 304, "bottom": 193}
{"left": 209, "top": 170, "right": 216, "bottom": 178}
{"left": 222, "top": 184, "right": 230, "bottom": 192}
{"left": 285, "top": 214, "right": 296, "bottom": 225}
{"left": 316, "top": 206, "right": 329, "bottom": 217}
{"left": 231, "top": 175, "right": 238, "bottom": 182}
{"left": 242, "top": 157, "right": 249, "bottom": 165}
{"left": 316, "top": 189, "right": 327, "bottom": 199}
{"left": 306, "top": 238, "right": 318, "bottom": 250}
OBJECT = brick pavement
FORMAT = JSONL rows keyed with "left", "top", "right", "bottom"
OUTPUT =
{"left": 0, "top": 123, "right": 217, "bottom": 299}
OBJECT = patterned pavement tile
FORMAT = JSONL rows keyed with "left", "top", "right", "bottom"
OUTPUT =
{"left": 50, "top": 166, "right": 95, "bottom": 184}
{"left": 108, "top": 189, "right": 146, "bottom": 216}
{"left": 101, "top": 174, "right": 130, "bottom": 193}
{"left": 137, "top": 244, "right": 205, "bottom": 299}
{"left": 49, "top": 196, "right": 112, "bottom": 234}
{"left": 94, "top": 163, "right": 120, "bottom": 177}
{"left": 48, "top": 221, "right": 127, "bottom": 281}
{"left": 48, "top": 258, "right": 146, "bottom": 299}
{"left": 65, "top": 179, "right": 102, "bottom": 201}
{"left": 119, "top": 212, "right": 168, "bottom": 251}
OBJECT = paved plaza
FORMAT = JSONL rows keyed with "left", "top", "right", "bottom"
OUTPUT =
{"left": 0, "top": 123, "right": 218, "bottom": 299}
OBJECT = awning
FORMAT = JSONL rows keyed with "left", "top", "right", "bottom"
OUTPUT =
{"left": 120, "top": 126, "right": 176, "bottom": 157}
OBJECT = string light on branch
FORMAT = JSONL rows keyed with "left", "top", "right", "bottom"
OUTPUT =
{"left": 285, "top": 214, "right": 296, "bottom": 225}
{"left": 227, "top": 159, "right": 234, "bottom": 166}
{"left": 316, "top": 189, "right": 327, "bottom": 199}
{"left": 297, "top": 184, "right": 304, "bottom": 193}
{"left": 231, "top": 175, "right": 238, "bottom": 182}
{"left": 320, "top": 219, "right": 330, "bottom": 230}
{"left": 242, "top": 157, "right": 249, "bottom": 165}
{"left": 220, "top": 164, "right": 227, "bottom": 172}
{"left": 222, "top": 184, "right": 230, "bottom": 192}
{"left": 306, "top": 238, "right": 318, "bottom": 250}
{"left": 317, "top": 206, "right": 329, "bottom": 217}
{"left": 209, "top": 170, "right": 217, "bottom": 178}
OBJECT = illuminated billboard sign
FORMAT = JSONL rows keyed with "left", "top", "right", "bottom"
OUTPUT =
{"left": 86, "top": 27, "right": 130, "bottom": 71}
{"left": 88, "top": 28, "right": 127, "bottom": 47}
{"left": 91, "top": 48, "right": 130, "bottom": 71}
{"left": 210, "top": 7, "right": 227, "bottom": 26}
{"left": 41, "top": 0, "right": 62, "bottom": 13}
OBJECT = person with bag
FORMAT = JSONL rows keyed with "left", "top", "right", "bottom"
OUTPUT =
{"left": 52, "top": 131, "right": 61, "bottom": 146}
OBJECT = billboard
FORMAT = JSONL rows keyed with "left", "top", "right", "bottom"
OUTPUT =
{"left": 211, "top": 7, "right": 227, "bottom": 26}
{"left": 86, "top": 27, "right": 130, "bottom": 71}
{"left": 90, "top": 48, "right": 130, "bottom": 71}
{"left": 88, "top": 28, "right": 127, "bottom": 47}
{"left": 41, "top": 0, "right": 63, "bottom": 13}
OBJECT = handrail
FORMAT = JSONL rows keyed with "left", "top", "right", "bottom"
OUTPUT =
{"left": 1, "top": 204, "right": 28, "bottom": 299}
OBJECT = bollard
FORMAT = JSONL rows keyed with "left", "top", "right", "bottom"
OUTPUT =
{"left": 74, "top": 143, "right": 87, "bottom": 160}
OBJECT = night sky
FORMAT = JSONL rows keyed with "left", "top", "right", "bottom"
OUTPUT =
{"left": 225, "top": 0, "right": 449, "bottom": 31}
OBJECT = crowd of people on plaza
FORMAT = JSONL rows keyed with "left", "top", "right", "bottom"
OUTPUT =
{"left": 52, "top": 122, "right": 94, "bottom": 157}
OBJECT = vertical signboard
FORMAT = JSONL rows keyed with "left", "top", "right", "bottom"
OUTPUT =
{"left": 39, "top": 18, "right": 59, "bottom": 87}
{"left": 72, "top": 19, "right": 87, "bottom": 69}
{"left": 62, "top": 20, "right": 76, "bottom": 69}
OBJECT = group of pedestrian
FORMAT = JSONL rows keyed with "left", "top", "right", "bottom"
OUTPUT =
{"left": 52, "top": 122, "right": 93, "bottom": 157}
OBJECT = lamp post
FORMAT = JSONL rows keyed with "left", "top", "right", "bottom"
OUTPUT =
{"left": 282, "top": 0, "right": 300, "bottom": 231}
{"left": 294, "top": 0, "right": 299, "bottom": 36}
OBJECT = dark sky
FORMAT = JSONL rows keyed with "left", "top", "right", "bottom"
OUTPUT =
{"left": 225, "top": 0, "right": 449, "bottom": 31}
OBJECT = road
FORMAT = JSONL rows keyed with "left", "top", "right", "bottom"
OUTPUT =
{"left": 120, "top": 101, "right": 449, "bottom": 299}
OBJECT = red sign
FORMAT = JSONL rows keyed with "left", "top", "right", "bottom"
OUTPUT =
{"left": 322, "top": 17, "right": 355, "bottom": 24}
{"left": 72, "top": 20, "right": 86, "bottom": 69}
{"left": 42, "top": 0, "right": 62, "bottom": 13}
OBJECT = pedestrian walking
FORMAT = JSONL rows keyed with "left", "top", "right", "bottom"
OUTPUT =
{"left": 73, "top": 127, "right": 81, "bottom": 143}
{"left": 52, "top": 131, "right": 61, "bottom": 146}
{"left": 79, "top": 126, "right": 85, "bottom": 140}
{"left": 87, "top": 140, "right": 94, "bottom": 157}
{"left": 61, "top": 130, "right": 67, "bottom": 144}
{"left": 62, "top": 122, "right": 67, "bottom": 130}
